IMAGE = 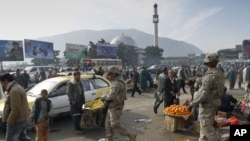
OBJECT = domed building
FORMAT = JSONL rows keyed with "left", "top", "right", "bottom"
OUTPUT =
{"left": 110, "top": 33, "right": 138, "bottom": 47}
{"left": 110, "top": 33, "right": 144, "bottom": 65}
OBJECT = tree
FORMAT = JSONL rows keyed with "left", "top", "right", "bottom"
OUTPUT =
{"left": 143, "top": 46, "right": 164, "bottom": 66}
{"left": 117, "top": 43, "right": 138, "bottom": 67}
{"left": 88, "top": 41, "right": 97, "bottom": 59}
{"left": 97, "top": 38, "right": 106, "bottom": 44}
{"left": 53, "top": 50, "right": 61, "bottom": 66}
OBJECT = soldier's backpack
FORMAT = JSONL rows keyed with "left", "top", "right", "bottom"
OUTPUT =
{"left": 209, "top": 69, "right": 225, "bottom": 99}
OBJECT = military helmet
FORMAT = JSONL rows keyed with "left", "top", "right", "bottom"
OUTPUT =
{"left": 107, "top": 66, "right": 120, "bottom": 74}
{"left": 203, "top": 53, "right": 219, "bottom": 63}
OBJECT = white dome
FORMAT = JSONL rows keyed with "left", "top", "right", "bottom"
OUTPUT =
{"left": 110, "top": 34, "right": 137, "bottom": 47}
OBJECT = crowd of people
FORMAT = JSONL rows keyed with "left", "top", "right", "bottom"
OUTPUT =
{"left": 2, "top": 53, "right": 250, "bottom": 141}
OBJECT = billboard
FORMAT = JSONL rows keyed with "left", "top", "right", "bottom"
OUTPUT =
{"left": 65, "top": 43, "right": 88, "bottom": 59}
{"left": 24, "top": 39, "right": 54, "bottom": 59}
{"left": 97, "top": 44, "right": 117, "bottom": 58}
{"left": 0, "top": 40, "right": 24, "bottom": 61}
{"left": 243, "top": 40, "right": 250, "bottom": 59}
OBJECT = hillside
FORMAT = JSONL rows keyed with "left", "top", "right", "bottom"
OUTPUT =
{"left": 36, "top": 28, "right": 203, "bottom": 57}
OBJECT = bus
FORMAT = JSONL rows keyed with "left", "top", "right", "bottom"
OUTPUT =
{"left": 83, "top": 58, "right": 122, "bottom": 71}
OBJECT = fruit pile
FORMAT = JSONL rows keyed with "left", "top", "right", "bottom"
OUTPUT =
{"left": 164, "top": 104, "right": 191, "bottom": 116}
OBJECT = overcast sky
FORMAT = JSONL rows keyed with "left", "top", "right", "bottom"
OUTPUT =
{"left": 0, "top": 0, "right": 249, "bottom": 54}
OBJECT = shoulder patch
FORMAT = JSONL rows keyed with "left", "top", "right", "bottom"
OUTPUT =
{"left": 202, "top": 80, "right": 209, "bottom": 90}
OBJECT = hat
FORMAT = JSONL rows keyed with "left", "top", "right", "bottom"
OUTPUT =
{"left": 203, "top": 53, "right": 219, "bottom": 63}
{"left": 0, "top": 73, "right": 14, "bottom": 81}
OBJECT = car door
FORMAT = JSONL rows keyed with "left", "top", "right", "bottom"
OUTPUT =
{"left": 82, "top": 79, "right": 96, "bottom": 102}
{"left": 48, "top": 82, "right": 69, "bottom": 116}
{"left": 90, "top": 78, "right": 110, "bottom": 98}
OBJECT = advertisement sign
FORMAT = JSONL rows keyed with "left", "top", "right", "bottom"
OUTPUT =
{"left": 218, "top": 49, "right": 240, "bottom": 59}
{"left": 97, "top": 44, "right": 117, "bottom": 58}
{"left": 24, "top": 39, "right": 54, "bottom": 59}
{"left": 243, "top": 40, "right": 250, "bottom": 59}
{"left": 65, "top": 43, "right": 87, "bottom": 59}
{"left": 0, "top": 40, "right": 24, "bottom": 61}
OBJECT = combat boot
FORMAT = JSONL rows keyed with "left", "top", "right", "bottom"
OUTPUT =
{"left": 128, "top": 132, "right": 137, "bottom": 141}
{"left": 107, "top": 136, "right": 114, "bottom": 141}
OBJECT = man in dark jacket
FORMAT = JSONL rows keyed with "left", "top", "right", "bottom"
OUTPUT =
{"left": 22, "top": 70, "right": 30, "bottom": 89}
{"left": 66, "top": 71, "right": 85, "bottom": 134}
{"left": 130, "top": 67, "right": 141, "bottom": 97}
{"left": 218, "top": 87, "right": 237, "bottom": 113}
{"left": 15, "top": 69, "right": 25, "bottom": 88}
{"left": 164, "top": 69, "right": 180, "bottom": 108}
{"left": 40, "top": 68, "right": 46, "bottom": 81}
{"left": 96, "top": 66, "right": 104, "bottom": 76}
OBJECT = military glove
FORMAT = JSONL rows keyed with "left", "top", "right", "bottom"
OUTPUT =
{"left": 101, "top": 96, "right": 105, "bottom": 101}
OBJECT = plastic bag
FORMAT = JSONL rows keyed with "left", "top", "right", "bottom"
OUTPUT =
{"left": 84, "top": 98, "right": 104, "bottom": 110}
{"left": 227, "top": 116, "right": 239, "bottom": 125}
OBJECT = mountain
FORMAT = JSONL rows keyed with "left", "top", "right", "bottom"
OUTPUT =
{"left": 36, "top": 28, "right": 203, "bottom": 57}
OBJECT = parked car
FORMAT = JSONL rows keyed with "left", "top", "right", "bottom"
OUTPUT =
{"left": 23, "top": 66, "right": 55, "bottom": 83}
{"left": 0, "top": 73, "right": 111, "bottom": 127}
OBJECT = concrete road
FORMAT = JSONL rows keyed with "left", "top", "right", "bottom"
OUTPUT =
{"left": 0, "top": 80, "right": 246, "bottom": 141}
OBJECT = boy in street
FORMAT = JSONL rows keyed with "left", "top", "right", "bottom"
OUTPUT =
{"left": 30, "top": 89, "right": 53, "bottom": 141}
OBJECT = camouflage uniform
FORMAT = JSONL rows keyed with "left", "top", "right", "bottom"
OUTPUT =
{"left": 102, "top": 66, "right": 136, "bottom": 141}
{"left": 194, "top": 77, "right": 202, "bottom": 91}
{"left": 190, "top": 53, "right": 225, "bottom": 141}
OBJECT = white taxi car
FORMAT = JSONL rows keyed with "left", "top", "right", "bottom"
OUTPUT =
{"left": 0, "top": 73, "right": 111, "bottom": 126}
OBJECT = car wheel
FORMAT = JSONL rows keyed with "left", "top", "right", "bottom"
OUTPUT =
{"left": 27, "top": 117, "right": 35, "bottom": 132}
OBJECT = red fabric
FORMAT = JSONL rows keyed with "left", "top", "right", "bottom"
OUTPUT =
{"left": 227, "top": 116, "right": 240, "bottom": 125}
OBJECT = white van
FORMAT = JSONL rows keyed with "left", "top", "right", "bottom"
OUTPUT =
{"left": 23, "top": 66, "right": 55, "bottom": 83}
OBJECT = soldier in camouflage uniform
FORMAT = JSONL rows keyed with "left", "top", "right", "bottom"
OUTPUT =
{"left": 102, "top": 66, "right": 137, "bottom": 141}
{"left": 189, "top": 53, "right": 225, "bottom": 141}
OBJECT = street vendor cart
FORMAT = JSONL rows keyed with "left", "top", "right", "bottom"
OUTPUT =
{"left": 163, "top": 104, "right": 192, "bottom": 132}
{"left": 81, "top": 98, "right": 107, "bottom": 128}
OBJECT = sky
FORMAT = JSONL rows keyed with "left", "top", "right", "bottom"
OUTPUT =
{"left": 0, "top": 0, "right": 250, "bottom": 55}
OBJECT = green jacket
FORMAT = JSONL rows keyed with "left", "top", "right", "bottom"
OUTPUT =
{"left": 66, "top": 78, "right": 85, "bottom": 103}
{"left": 3, "top": 81, "right": 29, "bottom": 125}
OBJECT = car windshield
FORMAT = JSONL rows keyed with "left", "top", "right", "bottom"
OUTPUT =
{"left": 27, "top": 81, "right": 58, "bottom": 97}
{"left": 24, "top": 66, "right": 33, "bottom": 71}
